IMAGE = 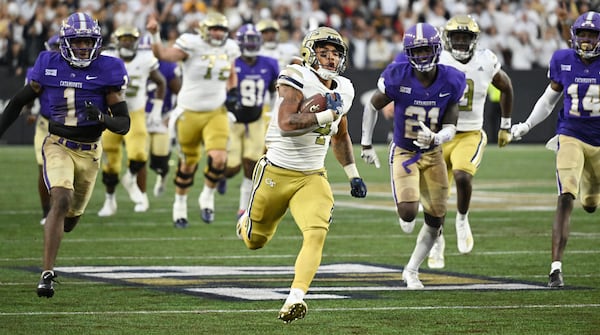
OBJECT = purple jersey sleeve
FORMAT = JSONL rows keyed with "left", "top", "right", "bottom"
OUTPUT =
{"left": 381, "top": 62, "right": 466, "bottom": 151}
{"left": 549, "top": 49, "right": 600, "bottom": 146}
{"left": 30, "top": 52, "right": 128, "bottom": 128}
{"left": 145, "top": 60, "right": 179, "bottom": 114}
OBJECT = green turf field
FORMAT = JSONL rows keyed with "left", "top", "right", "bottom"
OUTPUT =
{"left": 0, "top": 144, "right": 598, "bottom": 334}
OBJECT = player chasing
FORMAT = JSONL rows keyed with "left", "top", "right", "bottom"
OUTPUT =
{"left": 236, "top": 26, "right": 367, "bottom": 323}
{"left": 0, "top": 12, "right": 129, "bottom": 298}
{"left": 511, "top": 11, "right": 600, "bottom": 288}
{"left": 361, "top": 22, "right": 466, "bottom": 289}
{"left": 426, "top": 15, "right": 514, "bottom": 269}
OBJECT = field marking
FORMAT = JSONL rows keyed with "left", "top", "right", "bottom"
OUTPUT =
{"left": 2, "top": 304, "right": 599, "bottom": 317}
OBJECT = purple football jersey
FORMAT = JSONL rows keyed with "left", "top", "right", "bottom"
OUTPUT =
{"left": 233, "top": 55, "right": 279, "bottom": 123}
{"left": 549, "top": 49, "right": 600, "bottom": 146}
{"left": 29, "top": 51, "right": 128, "bottom": 132}
{"left": 145, "top": 60, "right": 179, "bottom": 114}
{"left": 380, "top": 61, "right": 466, "bottom": 151}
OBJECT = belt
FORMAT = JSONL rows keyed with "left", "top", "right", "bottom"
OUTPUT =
{"left": 57, "top": 137, "right": 98, "bottom": 151}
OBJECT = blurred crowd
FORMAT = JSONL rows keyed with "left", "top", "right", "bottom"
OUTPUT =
{"left": 0, "top": 0, "right": 597, "bottom": 76}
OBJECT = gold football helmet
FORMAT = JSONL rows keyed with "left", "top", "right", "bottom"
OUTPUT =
{"left": 299, "top": 27, "right": 347, "bottom": 79}
{"left": 113, "top": 25, "right": 140, "bottom": 59}
{"left": 198, "top": 12, "right": 229, "bottom": 47}
{"left": 443, "top": 15, "right": 480, "bottom": 61}
{"left": 256, "top": 19, "right": 280, "bottom": 49}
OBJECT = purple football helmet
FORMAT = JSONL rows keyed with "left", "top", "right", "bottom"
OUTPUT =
{"left": 59, "top": 12, "right": 102, "bottom": 68}
{"left": 236, "top": 24, "right": 262, "bottom": 58}
{"left": 44, "top": 34, "right": 60, "bottom": 51}
{"left": 403, "top": 23, "right": 442, "bottom": 72}
{"left": 571, "top": 11, "right": 600, "bottom": 59}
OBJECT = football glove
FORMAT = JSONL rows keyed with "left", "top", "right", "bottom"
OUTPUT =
{"left": 325, "top": 92, "right": 343, "bottom": 116}
{"left": 225, "top": 88, "right": 240, "bottom": 113}
{"left": 350, "top": 177, "right": 367, "bottom": 198}
{"left": 497, "top": 129, "right": 512, "bottom": 147}
{"left": 360, "top": 146, "right": 381, "bottom": 168}
{"left": 148, "top": 99, "right": 164, "bottom": 126}
{"left": 84, "top": 101, "right": 104, "bottom": 122}
{"left": 510, "top": 122, "right": 530, "bottom": 141}
{"left": 413, "top": 121, "right": 434, "bottom": 149}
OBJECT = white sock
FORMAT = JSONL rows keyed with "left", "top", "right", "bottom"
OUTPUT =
{"left": 175, "top": 194, "right": 187, "bottom": 205}
{"left": 239, "top": 177, "right": 253, "bottom": 211}
{"left": 551, "top": 261, "right": 562, "bottom": 274}
{"left": 106, "top": 193, "right": 115, "bottom": 201}
{"left": 405, "top": 224, "right": 440, "bottom": 272}
{"left": 201, "top": 185, "right": 216, "bottom": 198}
{"left": 284, "top": 288, "right": 305, "bottom": 304}
{"left": 457, "top": 212, "right": 468, "bottom": 221}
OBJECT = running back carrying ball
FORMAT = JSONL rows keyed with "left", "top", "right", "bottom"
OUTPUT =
{"left": 299, "top": 93, "right": 327, "bottom": 114}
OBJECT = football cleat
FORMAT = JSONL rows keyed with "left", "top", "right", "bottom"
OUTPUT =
{"left": 153, "top": 175, "right": 166, "bottom": 197}
{"left": 174, "top": 218, "right": 188, "bottom": 229}
{"left": 216, "top": 178, "right": 227, "bottom": 195}
{"left": 98, "top": 196, "right": 117, "bottom": 217}
{"left": 236, "top": 211, "right": 248, "bottom": 240}
{"left": 198, "top": 193, "right": 215, "bottom": 224}
{"left": 548, "top": 269, "right": 564, "bottom": 288}
{"left": 428, "top": 234, "right": 445, "bottom": 269}
{"left": 402, "top": 269, "right": 424, "bottom": 289}
{"left": 456, "top": 216, "right": 473, "bottom": 254}
{"left": 37, "top": 270, "right": 57, "bottom": 298}
{"left": 399, "top": 218, "right": 416, "bottom": 234}
{"left": 134, "top": 193, "right": 149, "bottom": 212}
{"left": 40, "top": 217, "right": 46, "bottom": 225}
{"left": 121, "top": 171, "right": 144, "bottom": 204}
{"left": 172, "top": 201, "right": 188, "bottom": 228}
{"left": 278, "top": 301, "right": 307, "bottom": 324}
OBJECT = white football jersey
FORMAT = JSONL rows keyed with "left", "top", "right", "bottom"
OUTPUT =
{"left": 103, "top": 49, "right": 159, "bottom": 112}
{"left": 265, "top": 64, "right": 355, "bottom": 171}
{"left": 174, "top": 33, "right": 241, "bottom": 111}
{"left": 439, "top": 48, "right": 501, "bottom": 131}
{"left": 259, "top": 42, "right": 300, "bottom": 70}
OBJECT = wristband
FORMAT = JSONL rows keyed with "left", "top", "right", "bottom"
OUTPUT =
{"left": 343, "top": 163, "right": 360, "bottom": 179}
{"left": 500, "top": 117, "right": 511, "bottom": 129}
{"left": 315, "top": 110, "right": 334, "bottom": 126}
{"left": 151, "top": 99, "right": 164, "bottom": 113}
{"left": 150, "top": 31, "right": 161, "bottom": 44}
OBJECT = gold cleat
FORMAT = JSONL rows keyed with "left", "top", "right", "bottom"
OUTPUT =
{"left": 278, "top": 301, "right": 307, "bottom": 324}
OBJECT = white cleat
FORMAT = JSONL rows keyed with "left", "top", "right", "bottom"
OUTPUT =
{"left": 98, "top": 197, "right": 117, "bottom": 217}
{"left": 40, "top": 217, "right": 46, "bottom": 225}
{"left": 428, "top": 234, "right": 446, "bottom": 269}
{"left": 402, "top": 269, "right": 424, "bottom": 289}
{"left": 134, "top": 193, "right": 149, "bottom": 212}
{"left": 153, "top": 175, "right": 166, "bottom": 197}
{"left": 398, "top": 218, "right": 416, "bottom": 234}
{"left": 121, "top": 171, "right": 144, "bottom": 204}
{"left": 456, "top": 216, "right": 474, "bottom": 254}
{"left": 278, "top": 301, "right": 307, "bottom": 323}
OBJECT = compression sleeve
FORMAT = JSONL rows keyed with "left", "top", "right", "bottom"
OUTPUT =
{"left": 0, "top": 85, "right": 38, "bottom": 137}
{"left": 103, "top": 101, "right": 130, "bottom": 135}
{"left": 361, "top": 102, "right": 379, "bottom": 146}
{"left": 525, "top": 84, "right": 562, "bottom": 129}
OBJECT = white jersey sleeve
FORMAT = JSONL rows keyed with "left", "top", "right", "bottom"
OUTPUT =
{"left": 265, "top": 65, "right": 355, "bottom": 171}
{"left": 175, "top": 34, "right": 241, "bottom": 111}
{"left": 439, "top": 49, "right": 501, "bottom": 131}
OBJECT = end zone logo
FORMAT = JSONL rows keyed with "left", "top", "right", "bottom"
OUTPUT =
{"left": 46, "top": 263, "right": 546, "bottom": 301}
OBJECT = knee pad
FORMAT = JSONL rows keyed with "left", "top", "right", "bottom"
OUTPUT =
{"left": 204, "top": 156, "right": 225, "bottom": 183}
{"left": 102, "top": 172, "right": 119, "bottom": 188}
{"left": 150, "top": 155, "right": 170, "bottom": 176}
{"left": 174, "top": 161, "right": 196, "bottom": 189}
{"left": 128, "top": 160, "right": 146, "bottom": 174}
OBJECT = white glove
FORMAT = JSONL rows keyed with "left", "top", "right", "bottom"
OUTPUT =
{"left": 148, "top": 99, "right": 164, "bottom": 126}
{"left": 361, "top": 147, "right": 381, "bottom": 168}
{"left": 413, "top": 121, "right": 434, "bottom": 149}
{"left": 510, "top": 122, "right": 530, "bottom": 141}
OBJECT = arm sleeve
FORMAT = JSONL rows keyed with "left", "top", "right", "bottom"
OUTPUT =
{"left": 525, "top": 84, "right": 562, "bottom": 129}
{"left": 103, "top": 101, "right": 130, "bottom": 135}
{"left": 0, "top": 85, "right": 38, "bottom": 137}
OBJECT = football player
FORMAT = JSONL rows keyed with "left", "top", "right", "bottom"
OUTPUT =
{"left": 426, "top": 15, "right": 514, "bottom": 269}
{"left": 511, "top": 11, "right": 600, "bottom": 288}
{"left": 146, "top": 13, "right": 240, "bottom": 227}
{"left": 220, "top": 23, "right": 279, "bottom": 217}
{"left": 361, "top": 23, "right": 466, "bottom": 289}
{"left": 98, "top": 26, "right": 166, "bottom": 216}
{"left": 236, "top": 27, "right": 367, "bottom": 323}
{"left": 0, "top": 12, "right": 129, "bottom": 297}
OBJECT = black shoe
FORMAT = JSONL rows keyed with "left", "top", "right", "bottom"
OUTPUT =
{"left": 174, "top": 218, "right": 188, "bottom": 229}
{"left": 548, "top": 269, "right": 564, "bottom": 288}
{"left": 37, "top": 271, "right": 57, "bottom": 298}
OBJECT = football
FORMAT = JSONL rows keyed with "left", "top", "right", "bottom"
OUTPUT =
{"left": 299, "top": 93, "right": 327, "bottom": 114}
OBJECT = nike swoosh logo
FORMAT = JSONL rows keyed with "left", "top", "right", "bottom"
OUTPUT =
{"left": 439, "top": 92, "right": 450, "bottom": 97}
{"left": 86, "top": 75, "right": 98, "bottom": 80}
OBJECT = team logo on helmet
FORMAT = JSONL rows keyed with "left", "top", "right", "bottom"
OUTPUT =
{"left": 443, "top": 15, "right": 480, "bottom": 61}
{"left": 571, "top": 11, "right": 600, "bottom": 59}
{"left": 198, "top": 12, "right": 229, "bottom": 47}
{"left": 403, "top": 23, "right": 442, "bottom": 72}
{"left": 59, "top": 12, "right": 103, "bottom": 68}
{"left": 299, "top": 27, "right": 347, "bottom": 80}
